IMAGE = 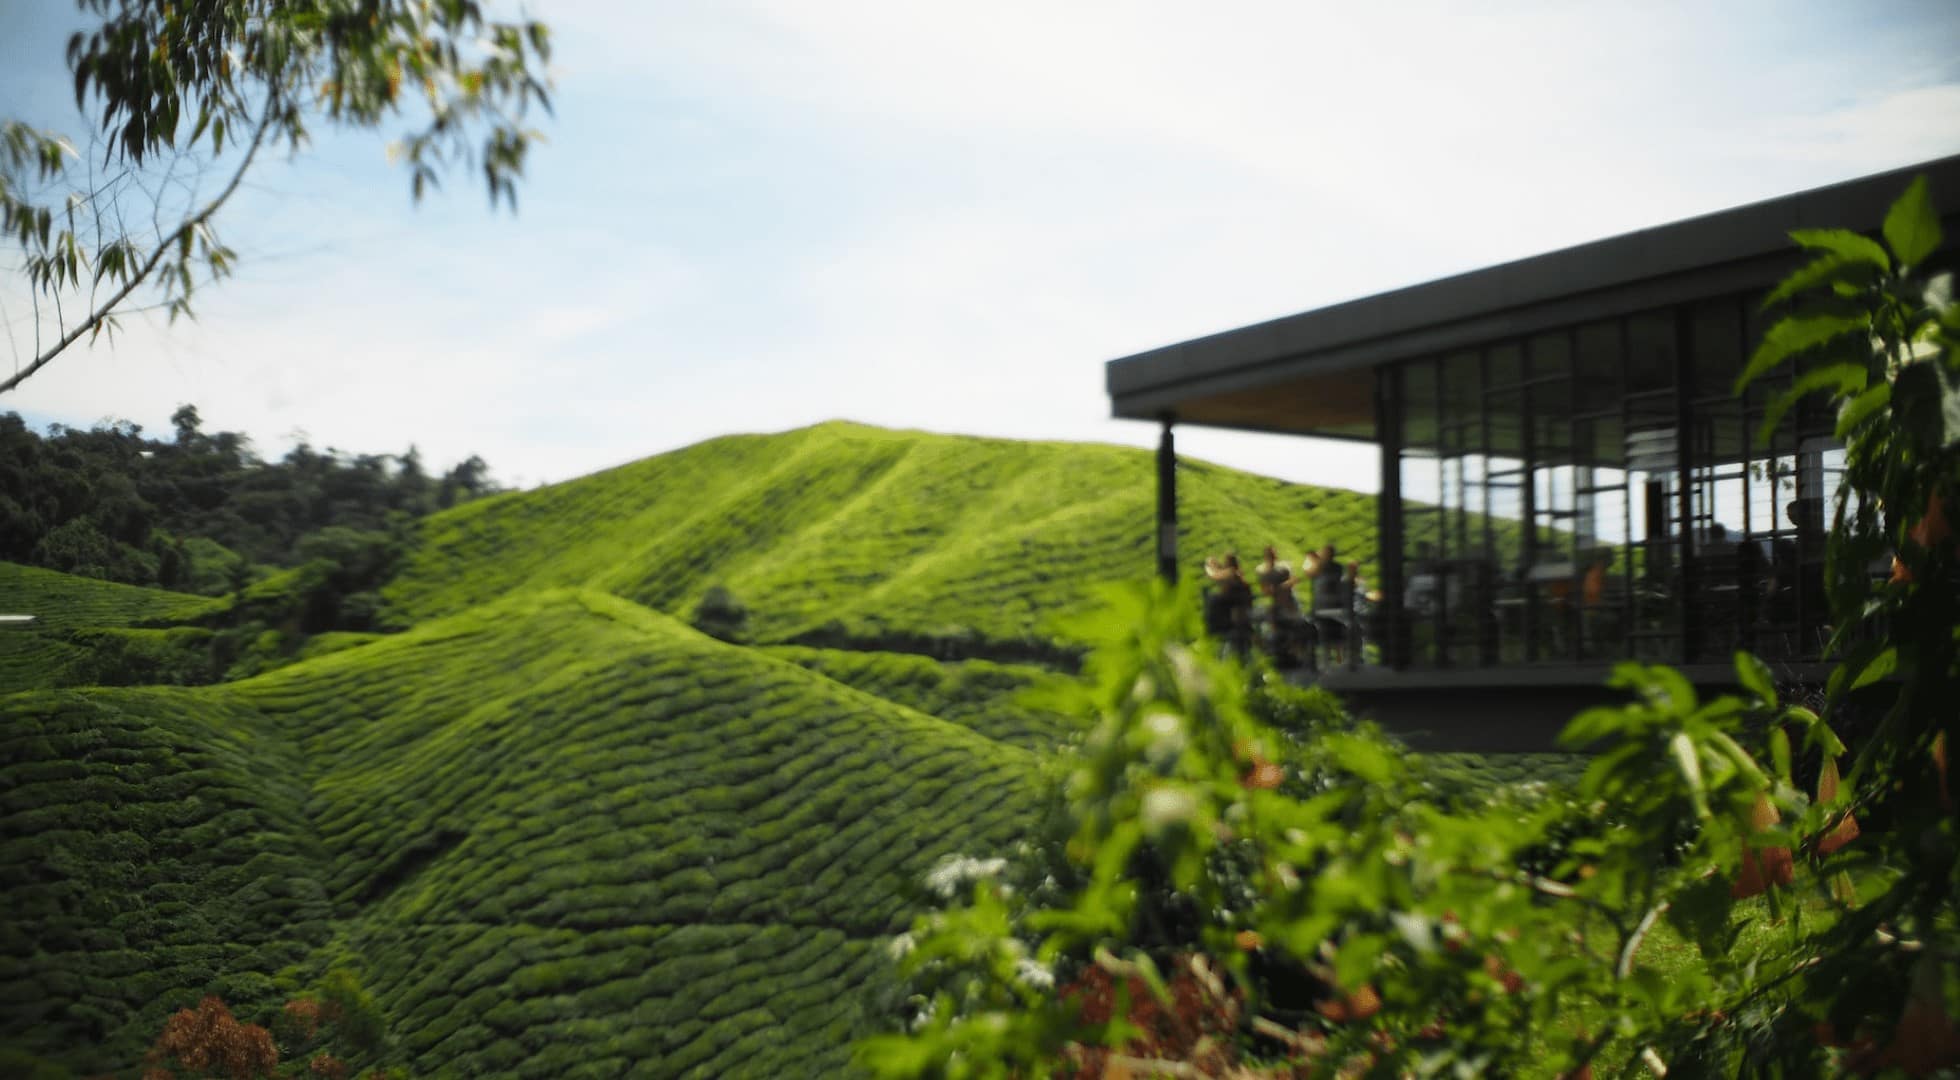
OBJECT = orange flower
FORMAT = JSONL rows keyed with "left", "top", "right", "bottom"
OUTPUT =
{"left": 1242, "top": 760, "right": 1285, "bottom": 790}
{"left": 1315, "top": 984, "right": 1382, "bottom": 1023}
{"left": 1890, "top": 490, "right": 1953, "bottom": 584}
{"left": 1733, "top": 793, "right": 1794, "bottom": 898}
{"left": 1483, "top": 953, "right": 1526, "bottom": 994}
{"left": 1935, "top": 732, "right": 1951, "bottom": 812}
{"left": 1816, "top": 756, "right": 1861, "bottom": 856}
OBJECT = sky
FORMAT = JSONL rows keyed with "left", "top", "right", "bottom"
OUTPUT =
{"left": 2, "top": 1, "right": 1959, "bottom": 491}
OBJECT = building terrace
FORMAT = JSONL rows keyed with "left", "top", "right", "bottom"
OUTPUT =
{"left": 1107, "top": 155, "right": 1960, "bottom": 749}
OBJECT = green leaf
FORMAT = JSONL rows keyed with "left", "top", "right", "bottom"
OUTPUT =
{"left": 1883, "top": 175, "right": 1942, "bottom": 269}
{"left": 1707, "top": 729, "right": 1769, "bottom": 789}
{"left": 1769, "top": 726, "right": 1792, "bottom": 784}
{"left": 1762, "top": 250, "right": 1881, "bottom": 309}
{"left": 1645, "top": 664, "right": 1698, "bottom": 716}
{"left": 1389, "top": 910, "right": 1435, "bottom": 955}
{"left": 1801, "top": 715, "right": 1845, "bottom": 759}
{"left": 1850, "top": 646, "right": 1898, "bottom": 690}
{"left": 1325, "top": 733, "right": 1395, "bottom": 784}
{"left": 1739, "top": 313, "right": 1869, "bottom": 389}
{"left": 1733, "top": 651, "right": 1775, "bottom": 706}
{"left": 1666, "top": 872, "right": 1737, "bottom": 960}
{"left": 1834, "top": 382, "right": 1891, "bottom": 441}
{"left": 1332, "top": 932, "right": 1384, "bottom": 992}
{"left": 1125, "top": 949, "right": 1172, "bottom": 1006}
{"left": 1670, "top": 733, "right": 1710, "bottom": 819}
{"left": 1788, "top": 228, "right": 1891, "bottom": 272}
{"left": 1757, "top": 362, "right": 1868, "bottom": 443}
{"left": 1558, "top": 705, "right": 1625, "bottom": 749}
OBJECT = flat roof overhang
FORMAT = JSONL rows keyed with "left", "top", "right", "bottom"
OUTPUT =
{"left": 1107, "top": 154, "right": 1960, "bottom": 440}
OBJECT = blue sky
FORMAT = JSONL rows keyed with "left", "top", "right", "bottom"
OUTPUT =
{"left": 3, "top": 1, "right": 1959, "bottom": 490}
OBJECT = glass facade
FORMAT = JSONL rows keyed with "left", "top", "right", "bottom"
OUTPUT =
{"left": 1385, "top": 294, "right": 1842, "bottom": 670}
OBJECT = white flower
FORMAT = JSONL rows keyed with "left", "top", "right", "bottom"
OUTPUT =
{"left": 887, "top": 932, "right": 916, "bottom": 960}
{"left": 924, "top": 854, "right": 1010, "bottom": 900}
{"left": 1140, "top": 786, "right": 1199, "bottom": 833}
{"left": 1015, "top": 957, "right": 1055, "bottom": 990}
{"left": 1142, "top": 710, "right": 1183, "bottom": 740}
{"left": 1141, "top": 710, "right": 1186, "bottom": 762}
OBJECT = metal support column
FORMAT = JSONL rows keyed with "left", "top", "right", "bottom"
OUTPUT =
{"left": 1377, "top": 368, "right": 1407, "bottom": 669}
{"left": 1674, "top": 307, "right": 1700, "bottom": 663}
{"left": 1156, "top": 416, "right": 1178, "bottom": 584}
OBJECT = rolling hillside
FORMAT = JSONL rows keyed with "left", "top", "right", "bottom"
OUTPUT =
{"left": 3, "top": 590, "right": 1049, "bottom": 1076}
{"left": 383, "top": 422, "right": 1382, "bottom": 652}
{"left": 0, "top": 563, "right": 231, "bottom": 693}
{"left": 1, "top": 421, "right": 1389, "bottom": 1077}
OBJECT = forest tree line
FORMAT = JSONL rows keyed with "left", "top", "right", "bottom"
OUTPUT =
{"left": 0, "top": 404, "right": 499, "bottom": 594}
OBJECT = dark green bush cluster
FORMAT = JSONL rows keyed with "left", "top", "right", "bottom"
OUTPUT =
{"left": 690, "top": 583, "right": 751, "bottom": 643}
{"left": 0, "top": 406, "right": 498, "bottom": 593}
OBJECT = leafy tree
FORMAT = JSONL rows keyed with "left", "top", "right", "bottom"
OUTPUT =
{"left": 0, "top": 407, "right": 498, "bottom": 590}
{"left": 1, "top": 0, "right": 553, "bottom": 393}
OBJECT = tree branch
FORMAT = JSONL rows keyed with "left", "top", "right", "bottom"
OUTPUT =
{"left": 0, "top": 94, "right": 277, "bottom": 395}
{"left": 1618, "top": 900, "right": 1669, "bottom": 980}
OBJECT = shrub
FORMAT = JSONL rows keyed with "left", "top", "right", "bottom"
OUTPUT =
{"left": 141, "top": 996, "right": 277, "bottom": 1080}
{"left": 690, "top": 584, "right": 751, "bottom": 644}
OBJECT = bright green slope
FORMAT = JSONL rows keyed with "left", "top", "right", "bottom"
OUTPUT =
{"left": 3, "top": 588, "right": 1046, "bottom": 1077}
{"left": 0, "top": 562, "right": 224, "bottom": 630}
{"left": 761, "top": 645, "right": 1067, "bottom": 751}
{"left": 0, "top": 562, "right": 228, "bottom": 693}
{"left": 384, "top": 422, "right": 1381, "bottom": 652}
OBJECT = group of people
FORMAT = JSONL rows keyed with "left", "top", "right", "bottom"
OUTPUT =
{"left": 1202, "top": 544, "right": 1371, "bottom": 668}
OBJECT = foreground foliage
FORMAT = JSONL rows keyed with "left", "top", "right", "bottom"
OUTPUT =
{"left": 856, "top": 181, "right": 1960, "bottom": 1076}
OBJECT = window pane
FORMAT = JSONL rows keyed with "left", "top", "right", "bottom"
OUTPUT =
{"left": 1402, "top": 360, "right": 1439, "bottom": 452}
{"left": 1575, "top": 321, "right": 1623, "bottom": 413}
{"left": 1627, "top": 310, "right": 1676, "bottom": 393}
{"left": 1488, "top": 342, "right": 1523, "bottom": 388}
{"left": 1530, "top": 330, "right": 1572, "bottom": 379}
{"left": 1691, "top": 299, "right": 1744, "bottom": 402}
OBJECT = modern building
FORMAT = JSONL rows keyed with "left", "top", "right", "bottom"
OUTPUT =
{"left": 1107, "top": 155, "right": 1960, "bottom": 748}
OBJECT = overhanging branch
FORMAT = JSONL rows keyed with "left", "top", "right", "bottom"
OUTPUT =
{"left": 1, "top": 95, "right": 277, "bottom": 395}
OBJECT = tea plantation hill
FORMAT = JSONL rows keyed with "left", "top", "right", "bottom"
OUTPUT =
{"left": 3, "top": 591, "right": 1051, "bottom": 1076}
{"left": 381, "top": 420, "right": 1382, "bottom": 654}
{"left": 0, "top": 562, "right": 228, "bottom": 692}
{"left": 2, "top": 421, "right": 1388, "bottom": 1077}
